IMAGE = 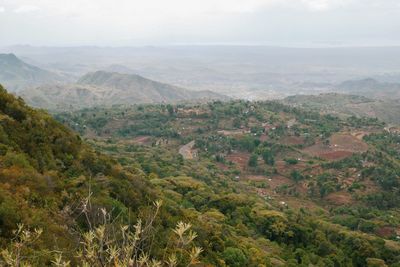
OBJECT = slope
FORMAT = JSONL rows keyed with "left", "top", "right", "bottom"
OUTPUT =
{"left": 338, "top": 78, "right": 400, "bottom": 100}
{"left": 77, "top": 71, "right": 227, "bottom": 103}
{"left": 0, "top": 84, "right": 155, "bottom": 265}
{"left": 283, "top": 93, "right": 400, "bottom": 125}
{"left": 4, "top": 83, "right": 400, "bottom": 265}
{"left": 0, "top": 53, "right": 63, "bottom": 91}
{"left": 20, "top": 71, "right": 227, "bottom": 110}
{"left": 56, "top": 100, "right": 400, "bottom": 266}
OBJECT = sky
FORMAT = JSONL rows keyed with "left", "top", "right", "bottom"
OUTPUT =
{"left": 0, "top": 0, "right": 399, "bottom": 47}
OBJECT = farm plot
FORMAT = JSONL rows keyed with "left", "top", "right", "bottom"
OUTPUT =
{"left": 278, "top": 136, "right": 305, "bottom": 146}
{"left": 132, "top": 136, "right": 152, "bottom": 145}
{"left": 226, "top": 152, "right": 251, "bottom": 170}
{"left": 302, "top": 133, "right": 368, "bottom": 160}
{"left": 325, "top": 191, "right": 353, "bottom": 205}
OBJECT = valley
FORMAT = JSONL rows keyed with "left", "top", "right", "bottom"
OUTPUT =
{"left": 54, "top": 99, "right": 400, "bottom": 266}
{"left": 2, "top": 0, "right": 400, "bottom": 265}
{"left": 1, "top": 48, "right": 400, "bottom": 267}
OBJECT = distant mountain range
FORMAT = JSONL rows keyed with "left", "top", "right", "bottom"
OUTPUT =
{"left": 20, "top": 71, "right": 227, "bottom": 110}
{"left": 102, "top": 64, "right": 137, "bottom": 74}
{"left": 283, "top": 93, "right": 400, "bottom": 125}
{"left": 0, "top": 53, "right": 64, "bottom": 91}
{"left": 0, "top": 54, "right": 226, "bottom": 110}
{"left": 337, "top": 78, "right": 400, "bottom": 99}
{"left": 3, "top": 52, "right": 400, "bottom": 113}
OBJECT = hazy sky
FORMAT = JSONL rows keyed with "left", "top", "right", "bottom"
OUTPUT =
{"left": 0, "top": 0, "right": 399, "bottom": 46}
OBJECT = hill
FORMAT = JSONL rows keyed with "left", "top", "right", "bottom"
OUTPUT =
{"left": 56, "top": 99, "right": 400, "bottom": 266}
{"left": 4, "top": 45, "right": 400, "bottom": 99}
{"left": 102, "top": 64, "right": 137, "bottom": 74}
{"left": 77, "top": 71, "right": 226, "bottom": 102}
{"left": 0, "top": 84, "right": 161, "bottom": 265}
{"left": 2, "top": 83, "right": 400, "bottom": 266}
{"left": 283, "top": 93, "right": 400, "bottom": 125}
{"left": 338, "top": 78, "right": 400, "bottom": 99}
{"left": 0, "top": 53, "right": 63, "bottom": 91}
{"left": 20, "top": 71, "right": 228, "bottom": 110}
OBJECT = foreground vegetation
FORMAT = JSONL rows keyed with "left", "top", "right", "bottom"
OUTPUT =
{"left": 1, "top": 84, "right": 400, "bottom": 266}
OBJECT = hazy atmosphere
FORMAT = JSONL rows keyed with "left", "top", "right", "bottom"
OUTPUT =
{"left": 1, "top": 1, "right": 400, "bottom": 266}
{"left": 1, "top": 0, "right": 400, "bottom": 46}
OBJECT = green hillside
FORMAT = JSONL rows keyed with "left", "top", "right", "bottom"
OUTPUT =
{"left": 0, "top": 84, "right": 157, "bottom": 265}
{"left": 1, "top": 85, "right": 400, "bottom": 266}
{"left": 56, "top": 100, "right": 400, "bottom": 266}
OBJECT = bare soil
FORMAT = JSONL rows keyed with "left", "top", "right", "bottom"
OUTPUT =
{"left": 325, "top": 191, "right": 353, "bottom": 205}
{"left": 226, "top": 152, "right": 251, "bottom": 170}
{"left": 279, "top": 136, "right": 305, "bottom": 145}
{"left": 179, "top": 141, "right": 197, "bottom": 160}
{"left": 302, "top": 133, "right": 368, "bottom": 160}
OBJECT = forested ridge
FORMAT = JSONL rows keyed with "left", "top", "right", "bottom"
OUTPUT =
{"left": 1, "top": 84, "right": 400, "bottom": 266}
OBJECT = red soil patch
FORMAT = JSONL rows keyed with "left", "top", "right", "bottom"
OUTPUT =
{"left": 304, "top": 165, "right": 324, "bottom": 177}
{"left": 275, "top": 160, "right": 308, "bottom": 175}
{"left": 216, "top": 162, "right": 230, "bottom": 171}
{"left": 226, "top": 152, "right": 251, "bottom": 170}
{"left": 295, "top": 181, "right": 309, "bottom": 195}
{"left": 351, "top": 131, "right": 368, "bottom": 140}
{"left": 279, "top": 136, "right": 304, "bottom": 145}
{"left": 376, "top": 226, "right": 396, "bottom": 239}
{"left": 302, "top": 143, "right": 330, "bottom": 157}
{"left": 325, "top": 191, "right": 353, "bottom": 205}
{"left": 248, "top": 175, "right": 294, "bottom": 198}
{"left": 360, "top": 179, "right": 381, "bottom": 194}
{"left": 259, "top": 134, "right": 269, "bottom": 142}
{"left": 330, "top": 133, "right": 368, "bottom": 152}
{"left": 319, "top": 151, "right": 353, "bottom": 160}
{"left": 302, "top": 133, "right": 368, "bottom": 161}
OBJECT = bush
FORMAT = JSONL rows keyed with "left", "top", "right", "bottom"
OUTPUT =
{"left": 223, "top": 247, "right": 248, "bottom": 267}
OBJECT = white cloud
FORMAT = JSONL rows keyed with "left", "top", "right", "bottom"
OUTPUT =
{"left": 297, "top": 0, "right": 353, "bottom": 11}
{"left": 14, "top": 5, "right": 40, "bottom": 14}
{"left": 3, "top": 0, "right": 396, "bottom": 21}
{"left": 301, "top": 0, "right": 333, "bottom": 11}
{"left": 0, "top": 0, "right": 399, "bottom": 46}
{"left": 0, "top": 6, "right": 5, "bottom": 12}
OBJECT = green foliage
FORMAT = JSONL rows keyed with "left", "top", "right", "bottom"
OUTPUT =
{"left": 1, "top": 86, "right": 400, "bottom": 266}
{"left": 223, "top": 247, "right": 248, "bottom": 267}
{"left": 248, "top": 153, "right": 258, "bottom": 167}
{"left": 290, "top": 170, "right": 304, "bottom": 182}
{"left": 285, "top": 158, "right": 299, "bottom": 165}
{"left": 261, "top": 148, "right": 275, "bottom": 165}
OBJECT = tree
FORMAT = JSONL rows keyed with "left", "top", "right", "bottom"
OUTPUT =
{"left": 290, "top": 170, "right": 304, "bottom": 182}
{"left": 223, "top": 247, "right": 248, "bottom": 267}
{"left": 167, "top": 104, "right": 175, "bottom": 116}
{"left": 262, "top": 149, "right": 275, "bottom": 165}
{"left": 248, "top": 154, "right": 258, "bottom": 167}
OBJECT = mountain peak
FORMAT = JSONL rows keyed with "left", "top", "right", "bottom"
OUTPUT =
{"left": 0, "top": 53, "right": 62, "bottom": 91}
{"left": 22, "top": 70, "right": 227, "bottom": 110}
{"left": 0, "top": 53, "right": 19, "bottom": 61}
{"left": 77, "top": 70, "right": 145, "bottom": 85}
{"left": 0, "top": 53, "right": 24, "bottom": 67}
